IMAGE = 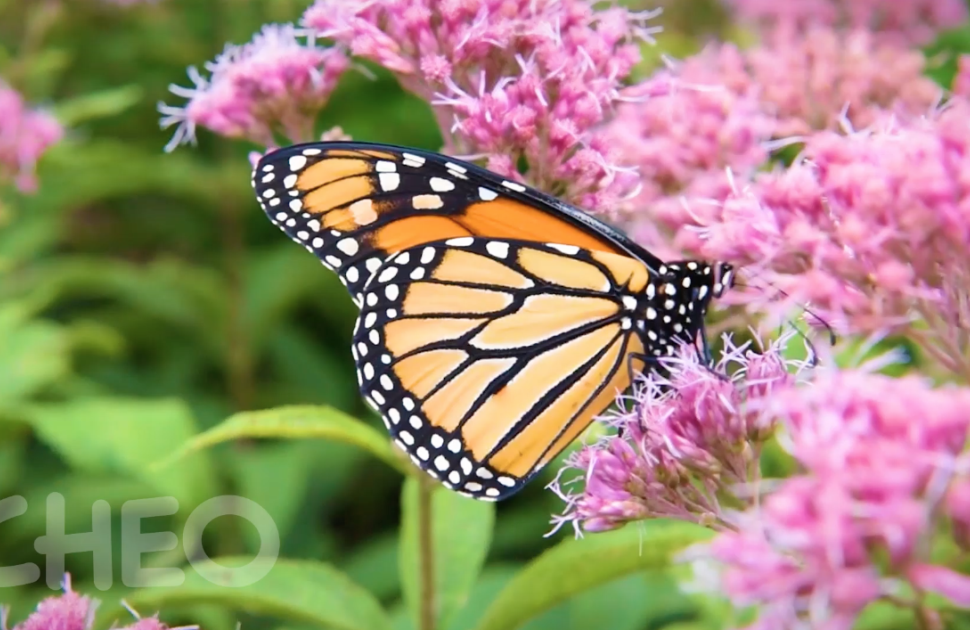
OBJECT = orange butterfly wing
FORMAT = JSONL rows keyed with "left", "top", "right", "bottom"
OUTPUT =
{"left": 351, "top": 237, "right": 651, "bottom": 500}
{"left": 252, "top": 142, "right": 658, "bottom": 303}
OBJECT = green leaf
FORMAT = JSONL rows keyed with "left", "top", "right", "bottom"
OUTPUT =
{"left": 155, "top": 404, "right": 409, "bottom": 475}
{"left": 17, "top": 397, "right": 214, "bottom": 506}
{"left": 0, "top": 258, "right": 229, "bottom": 350}
{"left": 52, "top": 85, "right": 143, "bottom": 126}
{"left": 97, "top": 558, "right": 392, "bottom": 630}
{"left": 855, "top": 600, "right": 920, "bottom": 630}
{"left": 0, "top": 309, "right": 70, "bottom": 403}
{"left": 245, "top": 244, "right": 357, "bottom": 352}
{"left": 226, "top": 441, "right": 319, "bottom": 548}
{"left": 342, "top": 534, "right": 401, "bottom": 601}
{"left": 400, "top": 477, "right": 495, "bottom": 630}
{"left": 473, "top": 521, "right": 714, "bottom": 630}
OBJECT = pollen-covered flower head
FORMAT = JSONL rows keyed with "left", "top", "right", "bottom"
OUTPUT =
{"left": 551, "top": 333, "right": 803, "bottom": 534}
{"left": 159, "top": 23, "right": 348, "bottom": 150}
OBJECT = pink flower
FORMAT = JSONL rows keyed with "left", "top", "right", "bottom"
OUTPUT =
{"left": 302, "top": 0, "right": 660, "bottom": 211}
{"left": 694, "top": 368, "right": 970, "bottom": 630}
{"left": 609, "top": 28, "right": 941, "bottom": 256}
{"left": 722, "top": 0, "right": 967, "bottom": 45}
{"left": 701, "top": 28, "right": 940, "bottom": 138}
{"left": 159, "top": 23, "right": 348, "bottom": 150}
{"left": 0, "top": 83, "right": 62, "bottom": 193}
{"left": 11, "top": 576, "right": 96, "bottom": 630}
{"left": 551, "top": 333, "right": 802, "bottom": 534}
{"left": 602, "top": 49, "right": 774, "bottom": 254}
{"left": 2, "top": 576, "right": 195, "bottom": 630}
{"left": 674, "top": 102, "right": 970, "bottom": 377}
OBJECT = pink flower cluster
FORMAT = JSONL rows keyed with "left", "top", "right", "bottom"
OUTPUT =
{"left": 700, "top": 369, "right": 970, "bottom": 629}
{"left": 160, "top": 23, "right": 349, "bottom": 150}
{"left": 731, "top": 26, "right": 941, "bottom": 137}
{"left": 300, "top": 0, "right": 660, "bottom": 211}
{"left": 676, "top": 103, "right": 970, "bottom": 377}
{"left": 722, "top": 0, "right": 967, "bottom": 45}
{"left": 551, "top": 334, "right": 801, "bottom": 534}
{"left": 2, "top": 576, "right": 188, "bottom": 630}
{"left": 0, "top": 83, "right": 62, "bottom": 193}
{"left": 606, "top": 26, "right": 942, "bottom": 254}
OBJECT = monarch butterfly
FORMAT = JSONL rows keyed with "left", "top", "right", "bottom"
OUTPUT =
{"left": 251, "top": 141, "right": 734, "bottom": 501}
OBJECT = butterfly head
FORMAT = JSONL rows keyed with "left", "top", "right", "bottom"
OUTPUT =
{"left": 659, "top": 260, "right": 733, "bottom": 315}
{"left": 712, "top": 261, "right": 735, "bottom": 298}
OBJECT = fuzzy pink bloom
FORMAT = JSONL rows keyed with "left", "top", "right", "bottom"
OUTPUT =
{"left": 302, "top": 0, "right": 660, "bottom": 212}
{"left": 160, "top": 23, "right": 348, "bottom": 150}
{"left": 678, "top": 102, "right": 970, "bottom": 376}
{"left": 551, "top": 334, "right": 801, "bottom": 534}
{"left": 9, "top": 576, "right": 96, "bottom": 630}
{"left": 700, "top": 27, "right": 940, "bottom": 138}
{"left": 0, "top": 575, "right": 194, "bottom": 630}
{"left": 603, "top": 48, "right": 774, "bottom": 254}
{"left": 722, "top": 0, "right": 967, "bottom": 45}
{"left": 609, "top": 28, "right": 941, "bottom": 255}
{"left": 696, "top": 369, "right": 970, "bottom": 630}
{"left": 0, "top": 83, "right": 62, "bottom": 193}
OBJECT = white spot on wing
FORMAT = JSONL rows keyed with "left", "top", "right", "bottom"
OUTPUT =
{"left": 337, "top": 238, "right": 359, "bottom": 256}
{"left": 378, "top": 266, "right": 398, "bottom": 282}
{"left": 429, "top": 177, "right": 455, "bottom": 192}
{"left": 288, "top": 155, "right": 307, "bottom": 171}
{"left": 478, "top": 187, "right": 498, "bottom": 201}
{"left": 485, "top": 242, "right": 509, "bottom": 258}
{"left": 547, "top": 243, "right": 580, "bottom": 255}
{"left": 379, "top": 172, "right": 400, "bottom": 191}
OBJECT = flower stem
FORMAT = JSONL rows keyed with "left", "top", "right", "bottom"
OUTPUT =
{"left": 417, "top": 475, "right": 436, "bottom": 630}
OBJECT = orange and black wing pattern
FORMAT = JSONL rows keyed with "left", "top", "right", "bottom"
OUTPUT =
{"left": 251, "top": 141, "right": 663, "bottom": 303}
{"left": 352, "top": 238, "right": 651, "bottom": 500}
{"left": 252, "top": 141, "right": 728, "bottom": 501}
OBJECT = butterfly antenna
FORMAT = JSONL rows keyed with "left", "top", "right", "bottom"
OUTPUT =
{"left": 732, "top": 278, "right": 836, "bottom": 368}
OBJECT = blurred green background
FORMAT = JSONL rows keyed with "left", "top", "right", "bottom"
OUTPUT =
{"left": 0, "top": 1, "right": 731, "bottom": 629}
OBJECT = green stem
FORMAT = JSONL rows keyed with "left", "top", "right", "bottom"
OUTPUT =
{"left": 417, "top": 475, "right": 436, "bottom": 630}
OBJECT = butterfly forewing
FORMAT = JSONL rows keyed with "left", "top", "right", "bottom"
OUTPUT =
{"left": 351, "top": 237, "right": 649, "bottom": 500}
{"left": 251, "top": 142, "right": 651, "bottom": 304}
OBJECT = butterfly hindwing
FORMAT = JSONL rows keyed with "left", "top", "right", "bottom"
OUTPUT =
{"left": 251, "top": 142, "right": 660, "bottom": 304}
{"left": 351, "top": 237, "right": 649, "bottom": 500}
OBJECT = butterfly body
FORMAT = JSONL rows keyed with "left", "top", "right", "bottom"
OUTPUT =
{"left": 252, "top": 141, "right": 732, "bottom": 500}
